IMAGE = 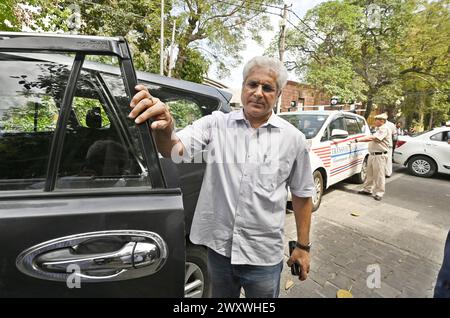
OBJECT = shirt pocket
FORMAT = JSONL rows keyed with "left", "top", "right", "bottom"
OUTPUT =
{"left": 256, "top": 159, "right": 291, "bottom": 193}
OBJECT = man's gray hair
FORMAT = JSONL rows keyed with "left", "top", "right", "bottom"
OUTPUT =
{"left": 242, "top": 56, "right": 288, "bottom": 92}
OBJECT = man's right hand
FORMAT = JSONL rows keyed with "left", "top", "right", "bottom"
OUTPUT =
{"left": 129, "top": 85, "right": 174, "bottom": 133}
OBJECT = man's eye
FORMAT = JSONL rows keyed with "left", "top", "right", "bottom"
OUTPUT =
{"left": 262, "top": 85, "right": 275, "bottom": 92}
{"left": 246, "top": 82, "right": 258, "bottom": 89}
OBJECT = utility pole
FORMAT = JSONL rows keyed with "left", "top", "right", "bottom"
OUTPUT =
{"left": 168, "top": 21, "right": 176, "bottom": 77}
{"left": 276, "top": 3, "right": 289, "bottom": 113}
{"left": 279, "top": 3, "right": 288, "bottom": 63}
{"left": 160, "top": 0, "right": 164, "bottom": 76}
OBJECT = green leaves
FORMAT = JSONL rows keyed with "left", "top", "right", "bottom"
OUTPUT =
{"left": 280, "top": 0, "right": 449, "bottom": 126}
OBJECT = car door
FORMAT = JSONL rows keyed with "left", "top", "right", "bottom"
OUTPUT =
{"left": 427, "top": 130, "right": 450, "bottom": 173}
{"left": 344, "top": 116, "right": 365, "bottom": 177}
{"left": 0, "top": 34, "right": 184, "bottom": 297}
{"left": 327, "top": 116, "right": 352, "bottom": 184}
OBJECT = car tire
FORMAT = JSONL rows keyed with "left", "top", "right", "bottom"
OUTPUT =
{"left": 407, "top": 155, "right": 437, "bottom": 178}
{"left": 185, "top": 244, "right": 210, "bottom": 298}
{"left": 351, "top": 156, "right": 368, "bottom": 184}
{"left": 312, "top": 170, "right": 323, "bottom": 212}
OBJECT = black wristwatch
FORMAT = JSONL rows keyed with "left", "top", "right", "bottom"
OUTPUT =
{"left": 295, "top": 241, "right": 311, "bottom": 252}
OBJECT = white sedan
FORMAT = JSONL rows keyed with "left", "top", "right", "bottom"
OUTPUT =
{"left": 394, "top": 126, "right": 450, "bottom": 177}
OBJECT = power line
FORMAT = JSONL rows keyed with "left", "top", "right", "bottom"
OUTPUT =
{"left": 285, "top": 18, "right": 319, "bottom": 46}
{"left": 214, "top": 0, "right": 282, "bottom": 18}
{"left": 287, "top": 7, "right": 323, "bottom": 41}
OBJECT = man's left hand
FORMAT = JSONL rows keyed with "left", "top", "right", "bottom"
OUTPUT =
{"left": 287, "top": 248, "right": 310, "bottom": 281}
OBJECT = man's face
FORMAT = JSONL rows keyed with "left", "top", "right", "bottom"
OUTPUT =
{"left": 375, "top": 118, "right": 384, "bottom": 127}
{"left": 241, "top": 67, "right": 279, "bottom": 120}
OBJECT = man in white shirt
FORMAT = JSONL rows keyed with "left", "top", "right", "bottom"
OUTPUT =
{"left": 128, "top": 56, "right": 315, "bottom": 298}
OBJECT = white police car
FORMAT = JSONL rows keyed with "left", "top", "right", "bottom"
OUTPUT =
{"left": 279, "top": 111, "right": 371, "bottom": 211}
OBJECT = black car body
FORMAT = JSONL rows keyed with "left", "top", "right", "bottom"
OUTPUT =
{"left": 0, "top": 32, "right": 231, "bottom": 297}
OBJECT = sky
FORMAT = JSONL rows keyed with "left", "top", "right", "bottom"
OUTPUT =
{"left": 213, "top": 0, "right": 327, "bottom": 89}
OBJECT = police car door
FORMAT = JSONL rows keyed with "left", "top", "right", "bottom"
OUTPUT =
{"left": 344, "top": 116, "right": 365, "bottom": 176}
{"left": 328, "top": 116, "right": 353, "bottom": 184}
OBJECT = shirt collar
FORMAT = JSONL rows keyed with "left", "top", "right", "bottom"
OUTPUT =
{"left": 230, "top": 109, "right": 283, "bottom": 128}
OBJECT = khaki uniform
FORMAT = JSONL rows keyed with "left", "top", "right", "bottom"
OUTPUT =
{"left": 362, "top": 124, "right": 389, "bottom": 197}
{"left": 384, "top": 120, "right": 396, "bottom": 177}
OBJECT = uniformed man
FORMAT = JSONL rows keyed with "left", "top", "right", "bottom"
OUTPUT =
{"left": 354, "top": 113, "right": 390, "bottom": 201}
{"left": 384, "top": 116, "right": 396, "bottom": 178}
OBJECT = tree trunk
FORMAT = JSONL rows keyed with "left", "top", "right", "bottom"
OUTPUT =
{"left": 173, "top": 46, "right": 187, "bottom": 79}
{"left": 364, "top": 94, "right": 374, "bottom": 119}
{"left": 428, "top": 112, "right": 433, "bottom": 130}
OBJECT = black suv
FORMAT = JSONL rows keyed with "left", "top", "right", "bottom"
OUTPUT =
{"left": 0, "top": 32, "right": 231, "bottom": 297}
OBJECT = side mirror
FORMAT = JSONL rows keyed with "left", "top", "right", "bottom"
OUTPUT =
{"left": 331, "top": 129, "right": 348, "bottom": 139}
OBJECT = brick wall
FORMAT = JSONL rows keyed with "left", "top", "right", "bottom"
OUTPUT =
{"left": 280, "top": 81, "right": 330, "bottom": 112}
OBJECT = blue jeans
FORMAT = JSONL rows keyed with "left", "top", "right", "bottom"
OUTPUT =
{"left": 207, "top": 248, "right": 283, "bottom": 298}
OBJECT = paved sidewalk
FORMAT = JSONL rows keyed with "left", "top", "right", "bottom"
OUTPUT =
{"left": 280, "top": 206, "right": 442, "bottom": 298}
{"left": 280, "top": 184, "right": 446, "bottom": 298}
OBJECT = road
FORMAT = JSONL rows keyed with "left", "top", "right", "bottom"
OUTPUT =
{"left": 280, "top": 164, "right": 450, "bottom": 298}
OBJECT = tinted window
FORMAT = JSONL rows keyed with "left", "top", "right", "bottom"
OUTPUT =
{"left": 345, "top": 117, "right": 361, "bottom": 135}
{"left": 280, "top": 114, "right": 328, "bottom": 139}
{"left": 56, "top": 63, "right": 151, "bottom": 190}
{"left": 0, "top": 53, "right": 73, "bottom": 190}
{"left": 137, "top": 80, "right": 220, "bottom": 130}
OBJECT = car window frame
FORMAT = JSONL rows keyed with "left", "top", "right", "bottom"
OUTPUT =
{"left": 0, "top": 48, "right": 166, "bottom": 194}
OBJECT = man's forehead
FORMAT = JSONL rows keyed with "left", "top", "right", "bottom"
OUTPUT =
{"left": 245, "top": 66, "right": 277, "bottom": 82}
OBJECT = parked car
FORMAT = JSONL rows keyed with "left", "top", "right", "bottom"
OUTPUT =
{"left": 0, "top": 32, "right": 231, "bottom": 297}
{"left": 394, "top": 126, "right": 450, "bottom": 178}
{"left": 278, "top": 111, "right": 370, "bottom": 211}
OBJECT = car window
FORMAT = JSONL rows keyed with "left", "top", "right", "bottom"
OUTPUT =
{"left": 430, "top": 131, "right": 448, "bottom": 142}
{"left": 137, "top": 80, "right": 220, "bottom": 130}
{"left": 345, "top": 117, "right": 360, "bottom": 135}
{"left": 167, "top": 100, "right": 202, "bottom": 130}
{"left": 328, "top": 117, "right": 346, "bottom": 139}
{"left": 355, "top": 117, "right": 367, "bottom": 133}
{"left": 55, "top": 60, "right": 151, "bottom": 190}
{"left": 280, "top": 114, "right": 328, "bottom": 139}
{"left": 72, "top": 97, "right": 110, "bottom": 128}
{"left": 0, "top": 53, "right": 73, "bottom": 191}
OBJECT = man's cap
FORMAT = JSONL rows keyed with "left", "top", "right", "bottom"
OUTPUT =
{"left": 374, "top": 113, "right": 388, "bottom": 120}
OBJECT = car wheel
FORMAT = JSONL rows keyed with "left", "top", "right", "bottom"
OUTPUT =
{"left": 407, "top": 155, "right": 437, "bottom": 178}
{"left": 185, "top": 244, "right": 210, "bottom": 298}
{"left": 351, "top": 156, "right": 368, "bottom": 184}
{"left": 312, "top": 170, "right": 323, "bottom": 212}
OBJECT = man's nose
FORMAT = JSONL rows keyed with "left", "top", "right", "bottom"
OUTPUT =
{"left": 253, "top": 84, "right": 264, "bottom": 96}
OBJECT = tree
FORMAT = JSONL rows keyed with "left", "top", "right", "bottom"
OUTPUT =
{"left": 398, "top": 0, "right": 450, "bottom": 129}
{"left": 10, "top": 0, "right": 282, "bottom": 83}
{"left": 171, "top": 0, "right": 282, "bottom": 79}
{"left": 279, "top": 0, "right": 419, "bottom": 118}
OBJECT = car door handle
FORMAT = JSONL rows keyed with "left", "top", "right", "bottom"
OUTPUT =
{"left": 35, "top": 241, "right": 158, "bottom": 278}
{"left": 16, "top": 230, "right": 168, "bottom": 282}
